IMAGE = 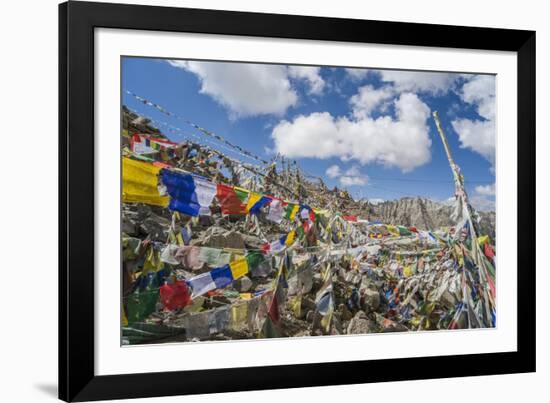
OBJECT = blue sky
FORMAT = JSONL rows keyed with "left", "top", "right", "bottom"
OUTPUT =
{"left": 122, "top": 57, "right": 496, "bottom": 210}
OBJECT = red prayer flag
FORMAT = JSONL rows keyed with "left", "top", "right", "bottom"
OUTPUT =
{"left": 267, "top": 291, "right": 280, "bottom": 325}
{"left": 216, "top": 184, "right": 248, "bottom": 215}
{"left": 343, "top": 215, "right": 358, "bottom": 222}
{"left": 484, "top": 243, "right": 495, "bottom": 259}
{"left": 160, "top": 281, "right": 191, "bottom": 311}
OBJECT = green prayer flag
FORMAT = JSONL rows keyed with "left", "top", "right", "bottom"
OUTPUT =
{"left": 234, "top": 188, "right": 249, "bottom": 203}
{"left": 126, "top": 289, "right": 159, "bottom": 323}
{"left": 245, "top": 250, "right": 265, "bottom": 270}
{"left": 398, "top": 226, "right": 412, "bottom": 236}
{"left": 259, "top": 315, "right": 280, "bottom": 338}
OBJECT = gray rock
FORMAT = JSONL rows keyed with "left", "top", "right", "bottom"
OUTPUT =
{"left": 305, "top": 310, "right": 315, "bottom": 323}
{"left": 232, "top": 276, "right": 253, "bottom": 293}
{"left": 200, "top": 227, "right": 245, "bottom": 249}
{"left": 241, "top": 234, "right": 265, "bottom": 250}
{"left": 346, "top": 311, "right": 378, "bottom": 334}
{"left": 361, "top": 288, "right": 380, "bottom": 312}
{"left": 140, "top": 216, "right": 170, "bottom": 241}
{"left": 122, "top": 216, "right": 138, "bottom": 235}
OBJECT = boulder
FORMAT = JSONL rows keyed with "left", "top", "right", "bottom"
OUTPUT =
{"left": 241, "top": 233, "right": 265, "bottom": 250}
{"left": 232, "top": 276, "right": 253, "bottom": 293}
{"left": 361, "top": 288, "right": 380, "bottom": 312}
{"left": 200, "top": 227, "right": 245, "bottom": 249}
{"left": 346, "top": 311, "right": 378, "bottom": 334}
{"left": 140, "top": 216, "right": 170, "bottom": 241}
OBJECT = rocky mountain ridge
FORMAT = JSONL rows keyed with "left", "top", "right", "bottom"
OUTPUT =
{"left": 357, "top": 197, "right": 495, "bottom": 239}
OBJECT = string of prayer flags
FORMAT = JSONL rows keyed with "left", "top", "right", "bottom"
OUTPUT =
{"left": 122, "top": 157, "right": 169, "bottom": 207}
{"left": 125, "top": 90, "right": 270, "bottom": 164}
{"left": 216, "top": 183, "right": 248, "bottom": 215}
{"left": 160, "top": 169, "right": 216, "bottom": 216}
{"left": 131, "top": 133, "right": 178, "bottom": 156}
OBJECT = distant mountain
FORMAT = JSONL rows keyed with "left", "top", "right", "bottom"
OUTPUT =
{"left": 357, "top": 197, "right": 495, "bottom": 239}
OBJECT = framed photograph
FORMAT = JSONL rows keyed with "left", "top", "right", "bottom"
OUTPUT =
{"left": 59, "top": 1, "right": 535, "bottom": 401}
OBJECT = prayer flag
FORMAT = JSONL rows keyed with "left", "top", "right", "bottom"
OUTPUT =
{"left": 126, "top": 289, "right": 158, "bottom": 323}
{"left": 188, "top": 272, "right": 216, "bottom": 298}
{"left": 122, "top": 157, "right": 169, "bottom": 207}
{"left": 398, "top": 225, "right": 412, "bottom": 236}
{"left": 266, "top": 199, "right": 285, "bottom": 223}
{"left": 199, "top": 247, "right": 232, "bottom": 268}
{"left": 159, "top": 280, "right": 192, "bottom": 311}
{"left": 284, "top": 203, "right": 300, "bottom": 221}
{"left": 285, "top": 230, "right": 296, "bottom": 246}
{"left": 216, "top": 184, "right": 248, "bottom": 215}
{"left": 160, "top": 170, "right": 216, "bottom": 216}
{"left": 210, "top": 265, "right": 234, "bottom": 289}
{"left": 229, "top": 258, "right": 249, "bottom": 280}
{"left": 343, "top": 215, "right": 358, "bottom": 222}
{"left": 246, "top": 192, "right": 272, "bottom": 215}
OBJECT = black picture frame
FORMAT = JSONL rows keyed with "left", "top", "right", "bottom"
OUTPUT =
{"left": 59, "top": 1, "right": 536, "bottom": 401}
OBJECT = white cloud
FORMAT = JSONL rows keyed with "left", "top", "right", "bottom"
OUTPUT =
{"left": 168, "top": 60, "right": 298, "bottom": 118}
{"left": 368, "top": 198, "right": 385, "bottom": 205}
{"left": 325, "top": 164, "right": 368, "bottom": 186}
{"left": 475, "top": 183, "right": 496, "bottom": 197}
{"left": 376, "top": 70, "right": 459, "bottom": 95}
{"left": 350, "top": 85, "right": 394, "bottom": 119}
{"left": 451, "top": 75, "right": 496, "bottom": 166}
{"left": 326, "top": 165, "right": 342, "bottom": 178}
{"left": 461, "top": 75, "right": 495, "bottom": 120}
{"left": 272, "top": 92, "right": 432, "bottom": 172}
{"left": 451, "top": 119, "right": 495, "bottom": 164}
{"left": 288, "top": 66, "right": 325, "bottom": 95}
{"left": 340, "top": 175, "right": 367, "bottom": 186}
{"left": 345, "top": 68, "right": 370, "bottom": 80}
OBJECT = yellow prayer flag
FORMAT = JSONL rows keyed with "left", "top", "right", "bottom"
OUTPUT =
{"left": 478, "top": 235, "right": 489, "bottom": 246}
{"left": 285, "top": 230, "right": 296, "bottom": 246}
{"left": 387, "top": 225, "right": 400, "bottom": 237}
{"left": 122, "top": 157, "right": 169, "bottom": 207}
{"left": 288, "top": 295, "right": 302, "bottom": 318}
{"left": 320, "top": 306, "right": 333, "bottom": 333}
{"left": 245, "top": 192, "right": 263, "bottom": 213}
{"left": 289, "top": 204, "right": 300, "bottom": 220}
{"left": 403, "top": 265, "right": 413, "bottom": 277}
{"left": 229, "top": 258, "right": 249, "bottom": 280}
{"left": 230, "top": 302, "right": 248, "bottom": 329}
{"left": 143, "top": 246, "right": 164, "bottom": 274}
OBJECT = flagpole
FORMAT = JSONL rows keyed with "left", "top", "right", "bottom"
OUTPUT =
{"left": 432, "top": 111, "right": 494, "bottom": 327}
